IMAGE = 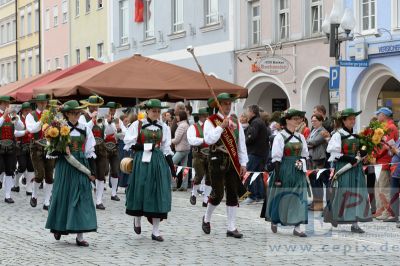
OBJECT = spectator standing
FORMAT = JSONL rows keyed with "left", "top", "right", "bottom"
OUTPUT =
{"left": 170, "top": 102, "right": 186, "bottom": 139}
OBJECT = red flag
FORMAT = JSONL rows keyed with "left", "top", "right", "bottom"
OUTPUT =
{"left": 135, "top": 0, "right": 144, "bottom": 22}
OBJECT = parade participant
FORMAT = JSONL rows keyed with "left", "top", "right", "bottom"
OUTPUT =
{"left": 12, "top": 102, "right": 35, "bottom": 196}
{"left": 262, "top": 109, "right": 309, "bottom": 237}
{"left": 325, "top": 108, "right": 372, "bottom": 233}
{"left": 79, "top": 95, "right": 108, "bottom": 210}
{"left": 45, "top": 100, "right": 97, "bottom": 247}
{"left": 188, "top": 107, "right": 212, "bottom": 207}
{"left": 124, "top": 99, "right": 173, "bottom": 242}
{"left": 201, "top": 93, "right": 248, "bottom": 239}
{"left": 26, "top": 94, "right": 55, "bottom": 210}
{"left": 0, "top": 96, "right": 26, "bottom": 203}
{"left": 104, "top": 102, "right": 125, "bottom": 202}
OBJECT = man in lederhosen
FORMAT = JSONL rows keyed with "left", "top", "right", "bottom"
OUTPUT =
{"left": 188, "top": 107, "right": 212, "bottom": 207}
{"left": 0, "top": 96, "right": 26, "bottom": 203}
{"left": 12, "top": 102, "right": 35, "bottom": 196}
{"left": 201, "top": 93, "right": 248, "bottom": 239}
{"left": 104, "top": 102, "right": 124, "bottom": 202}
{"left": 26, "top": 94, "right": 55, "bottom": 210}
{"left": 79, "top": 95, "right": 108, "bottom": 210}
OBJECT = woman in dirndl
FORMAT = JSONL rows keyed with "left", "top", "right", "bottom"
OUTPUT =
{"left": 324, "top": 108, "right": 372, "bottom": 233}
{"left": 124, "top": 99, "right": 174, "bottom": 242}
{"left": 262, "top": 109, "right": 309, "bottom": 237}
{"left": 45, "top": 100, "right": 97, "bottom": 247}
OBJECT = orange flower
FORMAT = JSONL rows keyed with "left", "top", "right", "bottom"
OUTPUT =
{"left": 60, "top": 126, "right": 70, "bottom": 136}
{"left": 47, "top": 127, "right": 59, "bottom": 138}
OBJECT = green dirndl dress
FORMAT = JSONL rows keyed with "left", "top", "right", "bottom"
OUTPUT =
{"left": 45, "top": 135, "right": 97, "bottom": 234}
{"left": 125, "top": 127, "right": 172, "bottom": 219}
{"left": 324, "top": 135, "right": 372, "bottom": 226}
{"left": 265, "top": 138, "right": 308, "bottom": 226}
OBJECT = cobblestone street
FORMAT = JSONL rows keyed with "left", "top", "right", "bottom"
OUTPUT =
{"left": 0, "top": 188, "right": 400, "bottom": 265}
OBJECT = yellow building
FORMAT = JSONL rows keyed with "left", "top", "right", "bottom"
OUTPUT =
{"left": 70, "top": 0, "right": 108, "bottom": 65}
{"left": 17, "top": 0, "right": 40, "bottom": 80}
{"left": 0, "top": 0, "right": 16, "bottom": 86}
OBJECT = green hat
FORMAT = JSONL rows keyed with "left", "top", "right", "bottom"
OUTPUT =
{"left": 61, "top": 100, "right": 86, "bottom": 112}
{"left": 80, "top": 95, "right": 104, "bottom": 106}
{"left": 282, "top": 109, "right": 306, "bottom": 119}
{"left": 32, "top": 93, "right": 50, "bottom": 102}
{"left": 207, "top": 93, "right": 239, "bottom": 108}
{"left": 143, "top": 99, "right": 168, "bottom": 109}
{"left": 338, "top": 108, "right": 362, "bottom": 118}
{"left": 0, "top": 96, "right": 15, "bottom": 103}
{"left": 193, "top": 107, "right": 210, "bottom": 116}
{"left": 105, "top": 102, "right": 122, "bottom": 109}
{"left": 20, "top": 102, "right": 32, "bottom": 110}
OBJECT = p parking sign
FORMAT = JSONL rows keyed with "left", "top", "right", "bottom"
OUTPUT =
{"left": 329, "top": 66, "right": 340, "bottom": 90}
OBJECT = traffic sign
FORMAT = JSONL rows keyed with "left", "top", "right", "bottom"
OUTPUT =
{"left": 329, "top": 66, "right": 340, "bottom": 90}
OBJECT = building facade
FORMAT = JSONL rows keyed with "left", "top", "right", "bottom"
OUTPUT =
{"left": 235, "top": 0, "right": 342, "bottom": 117}
{"left": 17, "top": 0, "right": 41, "bottom": 80}
{"left": 0, "top": 0, "right": 16, "bottom": 85}
{"left": 345, "top": 0, "right": 400, "bottom": 128}
{"left": 70, "top": 0, "right": 109, "bottom": 65}
{"left": 43, "top": 0, "right": 69, "bottom": 71}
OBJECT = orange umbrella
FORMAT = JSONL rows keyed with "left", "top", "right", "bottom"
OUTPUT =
{"left": 34, "top": 55, "right": 247, "bottom": 100}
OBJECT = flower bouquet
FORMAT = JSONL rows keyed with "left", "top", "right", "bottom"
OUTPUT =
{"left": 359, "top": 119, "right": 387, "bottom": 155}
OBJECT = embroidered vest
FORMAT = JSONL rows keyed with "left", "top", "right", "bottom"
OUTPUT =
{"left": 69, "top": 134, "right": 86, "bottom": 154}
{"left": 340, "top": 133, "right": 359, "bottom": 156}
{"left": 0, "top": 113, "right": 14, "bottom": 140}
{"left": 282, "top": 134, "right": 303, "bottom": 157}
{"left": 31, "top": 111, "right": 43, "bottom": 140}
{"left": 137, "top": 123, "right": 163, "bottom": 146}
{"left": 85, "top": 113, "right": 104, "bottom": 139}
{"left": 194, "top": 122, "right": 208, "bottom": 148}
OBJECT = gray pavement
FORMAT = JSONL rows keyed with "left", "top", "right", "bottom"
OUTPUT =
{"left": 0, "top": 187, "right": 400, "bottom": 265}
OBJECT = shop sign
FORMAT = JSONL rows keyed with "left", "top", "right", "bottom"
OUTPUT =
{"left": 255, "top": 56, "right": 289, "bottom": 75}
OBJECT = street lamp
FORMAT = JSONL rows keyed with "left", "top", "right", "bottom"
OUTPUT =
{"left": 322, "top": 0, "right": 356, "bottom": 64}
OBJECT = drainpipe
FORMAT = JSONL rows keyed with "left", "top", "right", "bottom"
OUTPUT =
{"left": 15, "top": 0, "right": 18, "bottom": 80}
{"left": 38, "top": 0, "right": 41, "bottom": 73}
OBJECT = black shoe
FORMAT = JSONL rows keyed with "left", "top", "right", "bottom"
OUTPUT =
{"left": 134, "top": 225, "right": 141, "bottom": 235}
{"left": 151, "top": 234, "right": 164, "bottom": 242}
{"left": 202, "top": 216, "right": 210, "bottom": 234}
{"left": 43, "top": 205, "right": 49, "bottom": 211}
{"left": 351, "top": 226, "right": 365, "bottom": 234}
{"left": 76, "top": 238, "right": 89, "bottom": 247}
{"left": 271, "top": 223, "right": 278, "bottom": 233}
{"left": 111, "top": 195, "right": 120, "bottom": 201}
{"left": 26, "top": 192, "right": 32, "bottom": 196}
{"left": 293, "top": 229, "right": 307, "bottom": 237}
{"left": 22, "top": 177, "right": 26, "bottom": 185}
{"left": 96, "top": 203, "right": 106, "bottom": 210}
{"left": 54, "top": 233, "right": 61, "bottom": 240}
{"left": 202, "top": 202, "right": 207, "bottom": 208}
{"left": 226, "top": 229, "right": 243, "bottom": 238}
{"left": 190, "top": 195, "right": 196, "bottom": 205}
{"left": 39, "top": 182, "right": 43, "bottom": 189}
{"left": 30, "top": 197, "right": 37, "bottom": 207}
{"left": 4, "top": 198, "right": 14, "bottom": 204}
{"left": 11, "top": 186, "right": 20, "bottom": 192}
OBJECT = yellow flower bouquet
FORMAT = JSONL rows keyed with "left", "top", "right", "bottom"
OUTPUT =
{"left": 359, "top": 120, "right": 387, "bottom": 155}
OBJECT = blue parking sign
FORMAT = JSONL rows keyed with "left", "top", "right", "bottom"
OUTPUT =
{"left": 329, "top": 66, "right": 340, "bottom": 89}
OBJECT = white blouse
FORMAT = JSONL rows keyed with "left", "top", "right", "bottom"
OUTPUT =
{"left": 187, "top": 121, "right": 204, "bottom": 147}
{"left": 327, "top": 128, "right": 355, "bottom": 162}
{"left": 271, "top": 130, "right": 309, "bottom": 163}
{"left": 69, "top": 123, "right": 96, "bottom": 159}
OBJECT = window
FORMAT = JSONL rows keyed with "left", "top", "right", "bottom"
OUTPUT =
{"left": 20, "top": 15, "right": 25, "bottom": 37}
{"left": 21, "top": 59, "right": 25, "bottom": 79}
{"left": 12, "top": 20, "right": 15, "bottom": 40}
{"left": 144, "top": 0, "right": 155, "bottom": 39}
{"left": 361, "top": 0, "right": 376, "bottom": 31}
{"left": 205, "top": 0, "right": 219, "bottom": 25}
{"left": 86, "top": 46, "right": 90, "bottom": 59}
{"left": 6, "top": 63, "right": 11, "bottom": 82}
{"left": 250, "top": 2, "right": 260, "bottom": 46}
{"left": 55, "top": 58, "right": 60, "bottom": 69}
{"left": 1, "top": 64, "right": 4, "bottom": 82}
{"left": 98, "top": 0, "right": 103, "bottom": 9}
{"left": 62, "top": 1, "right": 68, "bottom": 23}
{"left": 35, "top": 8, "right": 39, "bottom": 32}
{"left": 172, "top": 0, "right": 184, "bottom": 33}
{"left": 0, "top": 25, "right": 4, "bottom": 44}
{"left": 311, "top": 0, "right": 322, "bottom": 34}
{"left": 279, "top": 0, "right": 289, "bottom": 40}
{"left": 76, "top": 0, "right": 80, "bottom": 16}
{"left": 6, "top": 22, "right": 11, "bottom": 42}
{"left": 86, "top": 0, "right": 91, "bottom": 13}
{"left": 46, "top": 59, "right": 51, "bottom": 71}
{"left": 27, "top": 12, "right": 32, "bottom": 34}
{"left": 64, "top": 55, "right": 69, "bottom": 68}
{"left": 53, "top": 6, "right": 59, "bottom": 27}
{"left": 45, "top": 9, "right": 50, "bottom": 30}
{"left": 28, "top": 57, "right": 32, "bottom": 77}
{"left": 76, "top": 49, "right": 80, "bottom": 64}
{"left": 35, "top": 54, "right": 39, "bottom": 74}
{"left": 13, "top": 61, "right": 16, "bottom": 81}
{"left": 97, "top": 43, "right": 104, "bottom": 58}
{"left": 119, "top": 0, "right": 128, "bottom": 45}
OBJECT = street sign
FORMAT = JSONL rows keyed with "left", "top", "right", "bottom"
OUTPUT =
{"left": 329, "top": 90, "right": 340, "bottom": 104}
{"left": 339, "top": 60, "right": 369, "bottom": 67}
{"left": 329, "top": 66, "right": 340, "bottom": 90}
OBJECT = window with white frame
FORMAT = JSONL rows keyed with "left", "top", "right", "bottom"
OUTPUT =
{"left": 98, "top": 0, "right": 103, "bottom": 9}
{"left": 46, "top": 59, "right": 51, "bottom": 71}
{"left": 76, "top": 49, "right": 80, "bottom": 64}
{"left": 97, "top": 43, "right": 104, "bottom": 58}
{"left": 6, "top": 63, "right": 10, "bottom": 82}
{"left": 250, "top": 1, "right": 260, "bottom": 46}
{"left": 13, "top": 61, "right": 16, "bottom": 81}
{"left": 55, "top": 58, "right": 60, "bottom": 69}
{"left": 0, "top": 25, "right": 4, "bottom": 44}
{"left": 62, "top": 1, "right": 68, "bottom": 23}
{"left": 35, "top": 7, "right": 39, "bottom": 31}
{"left": 27, "top": 11, "right": 32, "bottom": 34}
{"left": 54, "top": 6, "right": 58, "bottom": 27}
{"left": 172, "top": 0, "right": 184, "bottom": 33}
{"left": 86, "top": 46, "right": 91, "bottom": 59}
{"left": 144, "top": 0, "right": 155, "bottom": 39}
{"left": 86, "top": 0, "right": 91, "bottom": 13}
{"left": 205, "top": 0, "right": 219, "bottom": 25}
{"left": 311, "top": 0, "right": 322, "bottom": 34}
{"left": 361, "top": 0, "right": 376, "bottom": 32}
{"left": 12, "top": 20, "right": 15, "bottom": 40}
{"left": 6, "top": 22, "right": 11, "bottom": 42}
{"left": 20, "top": 14, "right": 24, "bottom": 37}
{"left": 1, "top": 64, "right": 5, "bottom": 82}
{"left": 279, "top": 0, "right": 289, "bottom": 40}
{"left": 64, "top": 55, "right": 69, "bottom": 68}
{"left": 76, "top": 0, "right": 80, "bottom": 16}
{"left": 28, "top": 57, "right": 32, "bottom": 77}
{"left": 119, "top": 0, "right": 128, "bottom": 45}
{"left": 35, "top": 54, "right": 39, "bottom": 74}
{"left": 21, "top": 59, "right": 25, "bottom": 79}
{"left": 45, "top": 9, "right": 50, "bottom": 30}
